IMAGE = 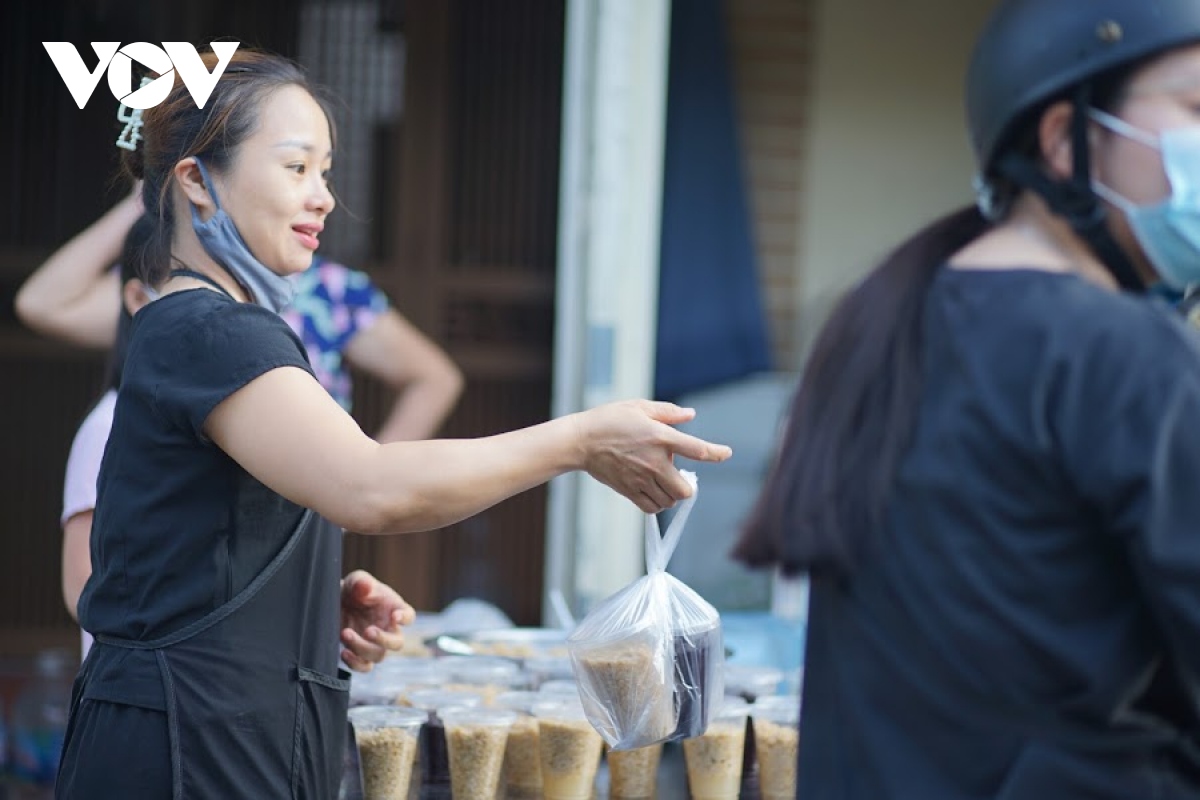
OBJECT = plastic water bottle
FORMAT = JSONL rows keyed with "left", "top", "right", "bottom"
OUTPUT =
{"left": 10, "top": 649, "right": 72, "bottom": 788}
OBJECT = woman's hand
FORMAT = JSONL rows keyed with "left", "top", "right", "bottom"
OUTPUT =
{"left": 339, "top": 570, "right": 416, "bottom": 672}
{"left": 574, "top": 400, "right": 732, "bottom": 513}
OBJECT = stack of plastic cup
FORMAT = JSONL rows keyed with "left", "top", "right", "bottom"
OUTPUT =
{"left": 682, "top": 698, "right": 751, "bottom": 800}
{"left": 444, "top": 656, "right": 528, "bottom": 703}
{"left": 348, "top": 706, "right": 426, "bottom": 800}
{"left": 440, "top": 707, "right": 518, "bottom": 800}
{"left": 524, "top": 656, "right": 574, "bottom": 690}
{"left": 749, "top": 696, "right": 800, "bottom": 800}
{"left": 723, "top": 665, "right": 784, "bottom": 703}
{"left": 537, "top": 678, "right": 582, "bottom": 698}
{"left": 532, "top": 696, "right": 605, "bottom": 800}
{"left": 606, "top": 742, "right": 663, "bottom": 800}
{"left": 404, "top": 688, "right": 485, "bottom": 790}
{"left": 372, "top": 657, "right": 447, "bottom": 699}
{"left": 493, "top": 690, "right": 544, "bottom": 798}
{"left": 722, "top": 665, "right": 784, "bottom": 798}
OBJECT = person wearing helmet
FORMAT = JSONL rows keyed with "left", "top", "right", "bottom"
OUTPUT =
{"left": 733, "top": 0, "right": 1200, "bottom": 797}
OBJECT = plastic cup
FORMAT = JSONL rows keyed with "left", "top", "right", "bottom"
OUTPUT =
{"left": 444, "top": 657, "right": 528, "bottom": 702}
{"left": 720, "top": 667, "right": 782, "bottom": 797}
{"left": 571, "top": 635, "right": 676, "bottom": 747}
{"left": 403, "top": 688, "right": 484, "bottom": 788}
{"left": 607, "top": 742, "right": 663, "bottom": 799}
{"left": 373, "top": 656, "right": 447, "bottom": 692}
{"left": 401, "top": 686, "right": 485, "bottom": 712}
{"left": 350, "top": 667, "right": 410, "bottom": 707}
{"left": 532, "top": 696, "right": 605, "bottom": 800}
{"left": 750, "top": 700, "right": 800, "bottom": 800}
{"left": 493, "top": 691, "right": 544, "bottom": 796}
{"left": 525, "top": 655, "right": 574, "bottom": 689}
{"left": 682, "top": 699, "right": 750, "bottom": 800}
{"left": 348, "top": 705, "right": 426, "bottom": 800}
{"left": 723, "top": 665, "right": 784, "bottom": 703}
{"left": 671, "top": 623, "right": 724, "bottom": 741}
{"left": 352, "top": 660, "right": 446, "bottom": 708}
{"left": 440, "top": 707, "right": 517, "bottom": 800}
{"left": 538, "top": 678, "right": 582, "bottom": 697}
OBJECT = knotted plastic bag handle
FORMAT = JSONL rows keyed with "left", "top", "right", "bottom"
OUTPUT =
{"left": 644, "top": 470, "right": 698, "bottom": 573}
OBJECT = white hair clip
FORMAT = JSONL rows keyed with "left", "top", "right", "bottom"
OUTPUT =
{"left": 116, "top": 77, "right": 152, "bottom": 152}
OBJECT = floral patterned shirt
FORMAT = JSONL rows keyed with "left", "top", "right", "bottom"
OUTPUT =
{"left": 279, "top": 257, "right": 389, "bottom": 410}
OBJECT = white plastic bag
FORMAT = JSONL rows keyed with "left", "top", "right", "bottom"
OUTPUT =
{"left": 567, "top": 471, "right": 724, "bottom": 750}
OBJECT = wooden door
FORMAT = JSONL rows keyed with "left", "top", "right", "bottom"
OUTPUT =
{"left": 0, "top": 0, "right": 302, "bottom": 658}
{"left": 0, "top": 0, "right": 565, "bottom": 660}
{"left": 321, "top": 0, "right": 566, "bottom": 625}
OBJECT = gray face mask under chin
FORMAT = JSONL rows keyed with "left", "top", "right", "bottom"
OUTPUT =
{"left": 188, "top": 158, "right": 299, "bottom": 313}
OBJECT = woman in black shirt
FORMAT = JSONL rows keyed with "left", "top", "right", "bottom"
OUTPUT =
{"left": 736, "top": 0, "right": 1200, "bottom": 797}
{"left": 55, "top": 48, "right": 731, "bottom": 799}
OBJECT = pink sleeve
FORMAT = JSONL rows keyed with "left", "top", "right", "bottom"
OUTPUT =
{"left": 61, "top": 390, "right": 118, "bottom": 525}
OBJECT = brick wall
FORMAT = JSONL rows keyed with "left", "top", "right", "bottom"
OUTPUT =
{"left": 726, "top": 0, "right": 813, "bottom": 371}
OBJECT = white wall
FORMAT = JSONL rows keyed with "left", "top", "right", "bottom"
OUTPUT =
{"left": 795, "top": 0, "right": 994, "bottom": 354}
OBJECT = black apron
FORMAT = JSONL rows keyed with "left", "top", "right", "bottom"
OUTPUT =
{"left": 91, "top": 508, "right": 350, "bottom": 799}
{"left": 70, "top": 269, "right": 350, "bottom": 799}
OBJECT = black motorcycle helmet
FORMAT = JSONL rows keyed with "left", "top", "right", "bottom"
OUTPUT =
{"left": 966, "top": 0, "right": 1200, "bottom": 291}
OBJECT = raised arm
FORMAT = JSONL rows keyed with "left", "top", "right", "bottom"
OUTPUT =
{"left": 14, "top": 185, "right": 141, "bottom": 348}
{"left": 342, "top": 308, "right": 464, "bottom": 442}
{"left": 205, "top": 365, "right": 729, "bottom": 534}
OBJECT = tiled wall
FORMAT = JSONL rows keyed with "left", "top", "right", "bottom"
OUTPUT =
{"left": 727, "top": 0, "right": 813, "bottom": 371}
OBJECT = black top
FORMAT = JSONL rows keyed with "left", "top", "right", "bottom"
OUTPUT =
{"left": 799, "top": 268, "right": 1200, "bottom": 798}
{"left": 77, "top": 288, "right": 314, "bottom": 708}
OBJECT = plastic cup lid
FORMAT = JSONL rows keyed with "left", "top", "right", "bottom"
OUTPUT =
{"left": 439, "top": 707, "right": 519, "bottom": 728}
{"left": 537, "top": 679, "right": 580, "bottom": 696}
{"left": 493, "top": 690, "right": 541, "bottom": 714}
{"left": 404, "top": 687, "right": 486, "bottom": 711}
{"left": 530, "top": 695, "right": 589, "bottom": 721}
{"left": 711, "top": 696, "right": 751, "bottom": 719}
{"left": 724, "top": 664, "right": 784, "bottom": 694}
{"left": 749, "top": 695, "right": 800, "bottom": 726}
{"left": 348, "top": 705, "right": 427, "bottom": 731}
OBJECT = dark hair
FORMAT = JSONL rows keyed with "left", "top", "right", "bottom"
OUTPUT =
{"left": 733, "top": 206, "right": 988, "bottom": 576}
{"left": 98, "top": 214, "right": 156, "bottom": 393}
{"left": 119, "top": 46, "right": 336, "bottom": 286}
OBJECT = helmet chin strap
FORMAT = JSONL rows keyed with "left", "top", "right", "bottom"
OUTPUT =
{"left": 994, "top": 83, "right": 1145, "bottom": 292}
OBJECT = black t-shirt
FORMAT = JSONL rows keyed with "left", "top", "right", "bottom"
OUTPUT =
{"left": 800, "top": 268, "right": 1200, "bottom": 798}
{"left": 77, "top": 288, "right": 313, "bottom": 709}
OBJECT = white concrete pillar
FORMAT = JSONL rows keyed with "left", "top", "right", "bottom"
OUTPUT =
{"left": 544, "top": 0, "right": 673, "bottom": 622}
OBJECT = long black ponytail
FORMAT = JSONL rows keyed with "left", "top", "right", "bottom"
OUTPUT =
{"left": 733, "top": 205, "right": 989, "bottom": 576}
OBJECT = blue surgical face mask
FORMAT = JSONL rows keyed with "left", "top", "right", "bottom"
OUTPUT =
{"left": 189, "top": 159, "right": 298, "bottom": 313}
{"left": 1089, "top": 108, "right": 1200, "bottom": 291}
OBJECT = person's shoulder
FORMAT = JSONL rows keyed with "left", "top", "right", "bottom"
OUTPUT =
{"left": 940, "top": 268, "right": 1182, "bottom": 335}
{"left": 938, "top": 268, "right": 1200, "bottom": 375}
{"left": 132, "top": 290, "right": 304, "bottom": 364}
{"left": 1035, "top": 274, "right": 1200, "bottom": 387}
{"left": 1051, "top": 276, "right": 1197, "bottom": 358}
{"left": 138, "top": 289, "right": 291, "bottom": 333}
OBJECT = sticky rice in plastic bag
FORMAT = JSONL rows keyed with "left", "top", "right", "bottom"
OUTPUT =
{"left": 568, "top": 471, "right": 723, "bottom": 750}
